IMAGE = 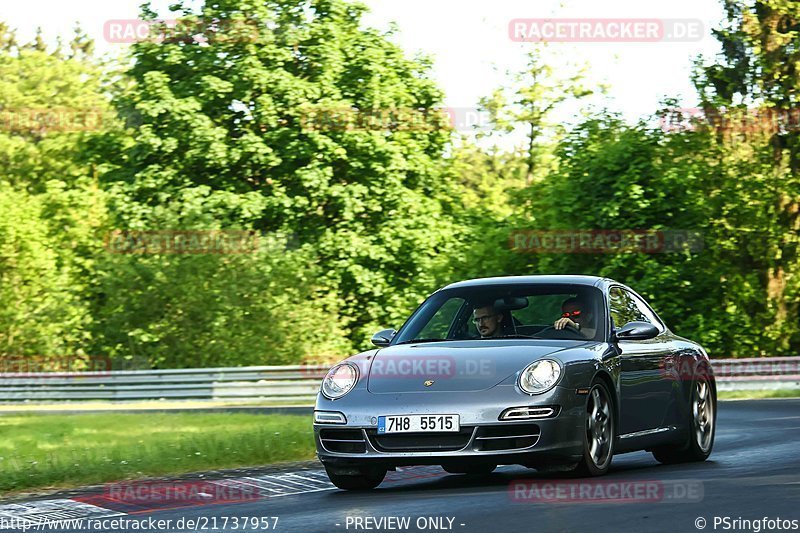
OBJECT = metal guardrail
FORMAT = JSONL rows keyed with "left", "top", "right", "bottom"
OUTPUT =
{"left": 0, "top": 365, "right": 328, "bottom": 403}
{"left": 712, "top": 357, "right": 800, "bottom": 391}
{"left": 0, "top": 358, "right": 797, "bottom": 403}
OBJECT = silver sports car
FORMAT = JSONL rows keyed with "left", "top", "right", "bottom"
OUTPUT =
{"left": 313, "top": 275, "right": 716, "bottom": 490}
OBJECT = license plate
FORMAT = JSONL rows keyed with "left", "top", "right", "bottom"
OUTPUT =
{"left": 377, "top": 415, "right": 460, "bottom": 434}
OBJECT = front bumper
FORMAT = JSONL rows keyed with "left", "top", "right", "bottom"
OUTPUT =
{"left": 313, "top": 384, "right": 585, "bottom": 468}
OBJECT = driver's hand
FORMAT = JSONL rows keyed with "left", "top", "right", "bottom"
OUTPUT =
{"left": 554, "top": 318, "right": 577, "bottom": 330}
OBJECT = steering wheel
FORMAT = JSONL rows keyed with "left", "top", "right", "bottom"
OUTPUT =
{"left": 535, "top": 324, "right": 585, "bottom": 339}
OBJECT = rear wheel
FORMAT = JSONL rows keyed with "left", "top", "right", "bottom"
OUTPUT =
{"left": 324, "top": 465, "right": 387, "bottom": 490}
{"left": 653, "top": 377, "right": 715, "bottom": 464}
{"left": 442, "top": 463, "right": 497, "bottom": 476}
{"left": 574, "top": 381, "right": 615, "bottom": 476}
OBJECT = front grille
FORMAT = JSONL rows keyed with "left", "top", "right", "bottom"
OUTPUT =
{"left": 474, "top": 423, "right": 540, "bottom": 451}
{"left": 366, "top": 427, "right": 475, "bottom": 452}
{"left": 319, "top": 428, "right": 367, "bottom": 453}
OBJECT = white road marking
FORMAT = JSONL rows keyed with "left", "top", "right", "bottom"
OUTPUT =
{"left": 240, "top": 474, "right": 336, "bottom": 495}
{"left": 282, "top": 473, "right": 334, "bottom": 488}
{"left": 216, "top": 477, "right": 292, "bottom": 495}
{"left": 0, "top": 466, "right": 437, "bottom": 518}
{"left": 269, "top": 473, "right": 329, "bottom": 490}
{"left": 0, "top": 498, "right": 124, "bottom": 522}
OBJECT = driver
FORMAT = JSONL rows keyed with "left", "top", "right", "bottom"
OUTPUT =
{"left": 472, "top": 304, "right": 504, "bottom": 338}
{"left": 553, "top": 297, "right": 595, "bottom": 338}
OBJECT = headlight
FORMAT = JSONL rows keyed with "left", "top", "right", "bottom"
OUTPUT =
{"left": 321, "top": 363, "right": 359, "bottom": 400}
{"left": 519, "top": 359, "right": 562, "bottom": 394}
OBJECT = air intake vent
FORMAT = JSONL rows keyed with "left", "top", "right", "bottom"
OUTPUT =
{"left": 319, "top": 428, "right": 367, "bottom": 453}
{"left": 366, "top": 427, "right": 475, "bottom": 452}
{"left": 474, "top": 424, "right": 540, "bottom": 451}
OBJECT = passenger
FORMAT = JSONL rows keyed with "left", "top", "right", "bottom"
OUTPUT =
{"left": 553, "top": 297, "right": 595, "bottom": 338}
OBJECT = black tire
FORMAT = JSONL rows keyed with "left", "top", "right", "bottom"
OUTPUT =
{"left": 324, "top": 465, "right": 387, "bottom": 490}
{"left": 652, "top": 377, "right": 716, "bottom": 464}
{"left": 442, "top": 463, "right": 497, "bottom": 476}
{"left": 574, "top": 380, "right": 615, "bottom": 476}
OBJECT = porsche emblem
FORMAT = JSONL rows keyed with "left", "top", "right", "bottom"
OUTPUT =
{"left": 424, "top": 380, "right": 435, "bottom": 387}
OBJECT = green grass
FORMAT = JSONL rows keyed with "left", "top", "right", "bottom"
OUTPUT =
{"left": 5, "top": 390, "right": 796, "bottom": 496}
{"left": 718, "top": 389, "right": 800, "bottom": 400}
{"left": 0, "top": 413, "right": 316, "bottom": 496}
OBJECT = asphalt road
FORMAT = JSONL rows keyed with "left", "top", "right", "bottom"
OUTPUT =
{"left": 2, "top": 399, "right": 798, "bottom": 533}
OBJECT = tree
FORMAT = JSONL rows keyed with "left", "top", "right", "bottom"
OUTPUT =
{"left": 0, "top": 24, "right": 112, "bottom": 364}
{"left": 98, "top": 0, "right": 462, "bottom": 348}
{"left": 480, "top": 50, "right": 596, "bottom": 185}
{"left": 0, "top": 183, "right": 99, "bottom": 359}
{"left": 0, "top": 22, "right": 17, "bottom": 51}
{"left": 91, "top": 231, "right": 354, "bottom": 368}
{"left": 693, "top": 0, "right": 800, "bottom": 353}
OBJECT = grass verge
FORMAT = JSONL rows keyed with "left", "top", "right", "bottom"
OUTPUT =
{"left": 0, "top": 413, "right": 316, "bottom": 496}
{"left": 718, "top": 389, "right": 800, "bottom": 400}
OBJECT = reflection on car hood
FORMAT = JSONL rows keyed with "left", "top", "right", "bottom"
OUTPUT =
{"left": 366, "top": 340, "right": 594, "bottom": 394}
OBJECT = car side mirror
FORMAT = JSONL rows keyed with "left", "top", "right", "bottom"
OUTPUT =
{"left": 371, "top": 328, "right": 396, "bottom": 347}
{"left": 615, "top": 321, "right": 659, "bottom": 341}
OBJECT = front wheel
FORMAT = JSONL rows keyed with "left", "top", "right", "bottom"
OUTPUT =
{"left": 574, "top": 381, "right": 615, "bottom": 476}
{"left": 652, "top": 377, "right": 716, "bottom": 464}
{"left": 324, "top": 465, "right": 387, "bottom": 490}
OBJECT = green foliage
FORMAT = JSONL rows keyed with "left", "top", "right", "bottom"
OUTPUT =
{"left": 91, "top": 234, "right": 353, "bottom": 368}
{"left": 0, "top": 39, "right": 114, "bottom": 192}
{"left": 0, "top": 30, "right": 112, "bottom": 361}
{"left": 480, "top": 50, "right": 596, "bottom": 184}
{"left": 493, "top": 110, "right": 800, "bottom": 356}
{"left": 691, "top": 0, "right": 800, "bottom": 354}
{"left": 101, "top": 0, "right": 461, "bottom": 347}
{"left": 0, "top": 182, "right": 95, "bottom": 356}
{"left": 2, "top": 0, "right": 800, "bottom": 368}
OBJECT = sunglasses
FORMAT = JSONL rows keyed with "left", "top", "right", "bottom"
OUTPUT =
{"left": 561, "top": 310, "right": 582, "bottom": 319}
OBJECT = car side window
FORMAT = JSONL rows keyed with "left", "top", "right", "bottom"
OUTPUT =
{"left": 608, "top": 287, "right": 648, "bottom": 329}
{"left": 628, "top": 292, "right": 665, "bottom": 331}
{"left": 511, "top": 295, "right": 567, "bottom": 326}
{"left": 417, "top": 298, "right": 464, "bottom": 339}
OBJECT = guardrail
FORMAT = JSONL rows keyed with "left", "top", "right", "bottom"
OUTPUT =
{"left": 0, "top": 358, "right": 797, "bottom": 403}
{"left": 0, "top": 365, "right": 328, "bottom": 403}
{"left": 712, "top": 357, "right": 800, "bottom": 391}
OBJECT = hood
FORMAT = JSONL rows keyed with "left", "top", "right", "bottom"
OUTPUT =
{"left": 366, "top": 340, "right": 592, "bottom": 393}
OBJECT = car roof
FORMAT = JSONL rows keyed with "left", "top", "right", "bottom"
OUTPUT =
{"left": 442, "top": 275, "right": 616, "bottom": 291}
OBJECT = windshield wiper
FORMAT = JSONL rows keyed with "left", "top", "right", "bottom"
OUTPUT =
{"left": 395, "top": 338, "right": 448, "bottom": 345}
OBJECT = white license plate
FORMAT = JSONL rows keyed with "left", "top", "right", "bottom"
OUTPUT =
{"left": 377, "top": 415, "right": 460, "bottom": 434}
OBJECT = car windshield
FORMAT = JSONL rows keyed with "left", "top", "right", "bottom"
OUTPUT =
{"left": 394, "top": 284, "right": 605, "bottom": 343}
